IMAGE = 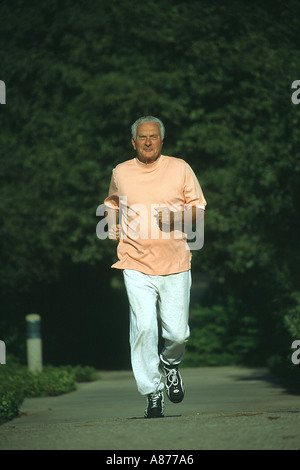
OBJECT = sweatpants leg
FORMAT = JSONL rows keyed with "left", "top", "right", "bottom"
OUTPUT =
{"left": 123, "top": 269, "right": 163, "bottom": 396}
{"left": 123, "top": 269, "right": 191, "bottom": 396}
{"left": 158, "top": 270, "right": 191, "bottom": 366}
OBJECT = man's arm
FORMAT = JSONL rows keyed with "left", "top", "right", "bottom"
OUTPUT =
{"left": 155, "top": 206, "right": 205, "bottom": 232}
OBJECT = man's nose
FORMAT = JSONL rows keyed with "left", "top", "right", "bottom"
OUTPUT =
{"left": 145, "top": 137, "right": 152, "bottom": 145}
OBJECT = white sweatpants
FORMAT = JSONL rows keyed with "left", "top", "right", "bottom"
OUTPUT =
{"left": 123, "top": 269, "right": 191, "bottom": 395}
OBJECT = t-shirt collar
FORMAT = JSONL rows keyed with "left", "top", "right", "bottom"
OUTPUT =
{"left": 135, "top": 154, "right": 162, "bottom": 170}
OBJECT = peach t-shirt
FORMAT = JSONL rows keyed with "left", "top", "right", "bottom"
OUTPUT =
{"left": 104, "top": 155, "right": 207, "bottom": 275}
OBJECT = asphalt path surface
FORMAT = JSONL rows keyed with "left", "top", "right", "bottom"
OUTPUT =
{"left": 0, "top": 366, "right": 299, "bottom": 451}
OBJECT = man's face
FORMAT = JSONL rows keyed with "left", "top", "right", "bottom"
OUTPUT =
{"left": 132, "top": 122, "right": 163, "bottom": 164}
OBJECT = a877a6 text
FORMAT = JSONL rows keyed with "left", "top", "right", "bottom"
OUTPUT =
{"left": 106, "top": 453, "right": 194, "bottom": 466}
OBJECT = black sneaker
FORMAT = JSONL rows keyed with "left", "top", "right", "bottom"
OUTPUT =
{"left": 160, "top": 361, "right": 185, "bottom": 403}
{"left": 144, "top": 391, "right": 164, "bottom": 418}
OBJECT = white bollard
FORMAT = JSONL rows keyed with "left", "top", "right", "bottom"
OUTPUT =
{"left": 26, "top": 314, "right": 43, "bottom": 372}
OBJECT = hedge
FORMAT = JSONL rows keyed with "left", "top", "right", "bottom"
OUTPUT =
{"left": 0, "top": 360, "right": 99, "bottom": 424}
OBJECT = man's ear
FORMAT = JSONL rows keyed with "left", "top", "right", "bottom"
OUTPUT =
{"left": 131, "top": 138, "right": 136, "bottom": 150}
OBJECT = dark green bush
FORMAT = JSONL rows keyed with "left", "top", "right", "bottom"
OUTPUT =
{"left": 0, "top": 379, "right": 25, "bottom": 424}
{"left": 184, "top": 301, "right": 260, "bottom": 367}
{"left": 22, "top": 367, "right": 77, "bottom": 398}
{"left": 62, "top": 365, "right": 99, "bottom": 383}
{"left": 0, "top": 360, "right": 99, "bottom": 424}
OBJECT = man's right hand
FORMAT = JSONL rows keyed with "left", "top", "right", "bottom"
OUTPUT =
{"left": 109, "top": 224, "right": 120, "bottom": 240}
{"left": 105, "top": 209, "right": 120, "bottom": 240}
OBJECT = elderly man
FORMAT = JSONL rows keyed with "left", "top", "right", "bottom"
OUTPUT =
{"left": 104, "top": 116, "right": 206, "bottom": 418}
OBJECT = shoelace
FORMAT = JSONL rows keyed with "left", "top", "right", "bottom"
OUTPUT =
{"left": 165, "top": 368, "right": 179, "bottom": 387}
{"left": 150, "top": 391, "right": 162, "bottom": 407}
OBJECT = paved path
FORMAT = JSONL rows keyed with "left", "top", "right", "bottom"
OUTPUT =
{"left": 0, "top": 366, "right": 299, "bottom": 450}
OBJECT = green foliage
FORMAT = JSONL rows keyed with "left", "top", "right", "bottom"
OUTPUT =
{"left": 21, "top": 367, "right": 77, "bottom": 398}
{"left": 0, "top": 376, "right": 25, "bottom": 424}
{"left": 61, "top": 364, "right": 100, "bottom": 382}
{"left": 284, "top": 293, "right": 300, "bottom": 338}
{"left": 184, "top": 300, "right": 259, "bottom": 367}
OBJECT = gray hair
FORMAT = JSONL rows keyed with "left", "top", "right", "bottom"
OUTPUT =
{"left": 131, "top": 116, "right": 165, "bottom": 141}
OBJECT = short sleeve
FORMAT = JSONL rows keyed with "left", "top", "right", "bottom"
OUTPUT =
{"left": 183, "top": 163, "right": 207, "bottom": 210}
{"left": 104, "top": 169, "right": 120, "bottom": 210}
